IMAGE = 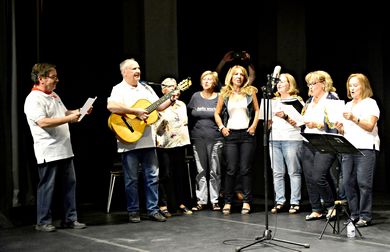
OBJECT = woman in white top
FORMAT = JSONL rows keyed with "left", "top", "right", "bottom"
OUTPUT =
{"left": 335, "top": 73, "right": 380, "bottom": 227}
{"left": 269, "top": 73, "right": 304, "bottom": 214}
{"left": 301, "top": 70, "right": 339, "bottom": 221}
{"left": 156, "top": 78, "right": 193, "bottom": 217}
{"left": 214, "top": 65, "right": 259, "bottom": 215}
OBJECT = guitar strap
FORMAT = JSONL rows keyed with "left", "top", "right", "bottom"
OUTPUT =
{"left": 140, "top": 81, "right": 156, "bottom": 96}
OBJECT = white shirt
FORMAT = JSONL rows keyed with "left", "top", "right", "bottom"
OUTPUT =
{"left": 303, "top": 92, "right": 329, "bottom": 135}
{"left": 226, "top": 95, "right": 249, "bottom": 130}
{"left": 343, "top": 97, "right": 380, "bottom": 151}
{"left": 24, "top": 90, "right": 73, "bottom": 164}
{"left": 156, "top": 100, "right": 191, "bottom": 148}
{"left": 107, "top": 80, "right": 159, "bottom": 152}
{"left": 270, "top": 97, "right": 303, "bottom": 141}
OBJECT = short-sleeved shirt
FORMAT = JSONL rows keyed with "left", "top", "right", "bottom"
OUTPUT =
{"left": 187, "top": 91, "right": 221, "bottom": 140}
{"left": 343, "top": 97, "right": 380, "bottom": 151}
{"left": 24, "top": 90, "right": 73, "bottom": 164}
{"left": 270, "top": 96, "right": 304, "bottom": 141}
{"left": 107, "top": 80, "right": 159, "bottom": 152}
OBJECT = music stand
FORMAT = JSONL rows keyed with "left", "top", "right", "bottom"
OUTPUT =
{"left": 300, "top": 132, "right": 364, "bottom": 239}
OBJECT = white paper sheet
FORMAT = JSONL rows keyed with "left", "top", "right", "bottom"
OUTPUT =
{"left": 78, "top": 96, "right": 97, "bottom": 121}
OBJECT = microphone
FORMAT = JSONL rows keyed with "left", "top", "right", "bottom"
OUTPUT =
{"left": 271, "top": 65, "right": 281, "bottom": 88}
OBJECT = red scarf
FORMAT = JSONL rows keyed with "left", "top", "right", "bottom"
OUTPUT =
{"left": 32, "top": 85, "right": 57, "bottom": 98}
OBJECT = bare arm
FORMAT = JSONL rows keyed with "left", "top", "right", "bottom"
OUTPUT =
{"left": 247, "top": 93, "right": 259, "bottom": 134}
{"left": 248, "top": 63, "right": 256, "bottom": 85}
{"left": 107, "top": 100, "right": 148, "bottom": 119}
{"left": 344, "top": 113, "right": 378, "bottom": 132}
{"left": 214, "top": 95, "right": 225, "bottom": 128}
{"left": 216, "top": 51, "right": 234, "bottom": 74}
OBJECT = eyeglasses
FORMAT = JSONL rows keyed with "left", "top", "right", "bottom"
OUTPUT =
{"left": 308, "top": 81, "right": 321, "bottom": 87}
{"left": 162, "top": 85, "right": 175, "bottom": 88}
{"left": 46, "top": 75, "right": 58, "bottom": 80}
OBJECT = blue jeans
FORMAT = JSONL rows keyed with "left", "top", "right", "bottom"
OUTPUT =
{"left": 341, "top": 149, "right": 377, "bottom": 222}
{"left": 223, "top": 129, "right": 256, "bottom": 204}
{"left": 269, "top": 140, "right": 302, "bottom": 205}
{"left": 37, "top": 158, "right": 77, "bottom": 224}
{"left": 122, "top": 148, "right": 159, "bottom": 215}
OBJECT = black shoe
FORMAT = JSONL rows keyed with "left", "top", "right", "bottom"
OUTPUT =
{"left": 355, "top": 219, "right": 372, "bottom": 228}
{"left": 129, "top": 212, "right": 141, "bottom": 223}
{"left": 35, "top": 224, "right": 56, "bottom": 232}
{"left": 61, "top": 221, "right": 87, "bottom": 229}
{"left": 149, "top": 211, "right": 167, "bottom": 222}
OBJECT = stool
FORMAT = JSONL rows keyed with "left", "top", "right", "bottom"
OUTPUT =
{"left": 319, "top": 199, "right": 363, "bottom": 239}
{"left": 107, "top": 163, "right": 123, "bottom": 213}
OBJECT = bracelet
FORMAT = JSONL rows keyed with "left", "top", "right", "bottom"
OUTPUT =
{"left": 283, "top": 114, "right": 289, "bottom": 120}
{"left": 218, "top": 125, "right": 225, "bottom": 131}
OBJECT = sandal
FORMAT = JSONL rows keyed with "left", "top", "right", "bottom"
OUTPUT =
{"left": 305, "top": 212, "right": 324, "bottom": 221}
{"left": 212, "top": 203, "right": 221, "bottom": 211}
{"left": 159, "top": 207, "right": 172, "bottom": 218}
{"left": 289, "top": 204, "right": 300, "bottom": 214}
{"left": 191, "top": 204, "right": 205, "bottom": 211}
{"left": 180, "top": 205, "right": 193, "bottom": 215}
{"left": 241, "top": 203, "right": 251, "bottom": 215}
{"left": 222, "top": 204, "right": 231, "bottom": 215}
{"left": 271, "top": 204, "right": 284, "bottom": 214}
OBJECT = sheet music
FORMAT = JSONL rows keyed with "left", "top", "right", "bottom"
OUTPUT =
{"left": 325, "top": 100, "right": 345, "bottom": 124}
{"left": 259, "top": 98, "right": 304, "bottom": 126}
{"left": 282, "top": 104, "right": 305, "bottom": 126}
{"left": 78, "top": 96, "right": 97, "bottom": 121}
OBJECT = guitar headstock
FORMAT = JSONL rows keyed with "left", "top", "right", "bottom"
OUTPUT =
{"left": 177, "top": 77, "right": 192, "bottom": 92}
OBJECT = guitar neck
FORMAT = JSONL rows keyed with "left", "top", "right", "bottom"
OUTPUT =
{"left": 146, "top": 91, "right": 174, "bottom": 114}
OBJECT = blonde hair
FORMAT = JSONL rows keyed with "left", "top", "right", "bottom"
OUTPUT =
{"left": 346, "top": 73, "right": 373, "bottom": 99}
{"left": 305, "top": 70, "right": 336, "bottom": 93}
{"left": 274, "top": 73, "right": 300, "bottom": 97}
{"left": 220, "top": 65, "right": 257, "bottom": 98}
{"left": 200, "top": 70, "right": 219, "bottom": 88}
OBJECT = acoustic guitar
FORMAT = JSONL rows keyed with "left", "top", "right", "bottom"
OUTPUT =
{"left": 108, "top": 78, "right": 192, "bottom": 144}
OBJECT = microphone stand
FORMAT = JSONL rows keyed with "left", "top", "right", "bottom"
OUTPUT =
{"left": 236, "top": 74, "right": 310, "bottom": 252}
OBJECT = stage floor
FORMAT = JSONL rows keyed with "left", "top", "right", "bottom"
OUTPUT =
{"left": 1, "top": 199, "right": 390, "bottom": 252}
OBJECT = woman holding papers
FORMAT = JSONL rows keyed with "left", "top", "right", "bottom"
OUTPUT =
{"left": 301, "top": 70, "right": 339, "bottom": 221}
{"left": 334, "top": 73, "right": 379, "bottom": 227}
{"left": 269, "top": 73, "right": 305, "bottom": 214}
